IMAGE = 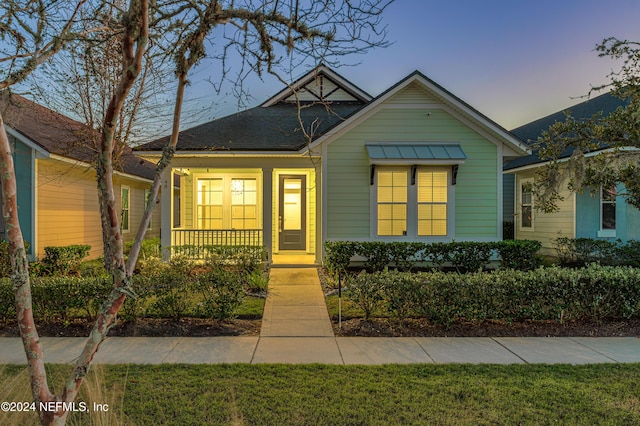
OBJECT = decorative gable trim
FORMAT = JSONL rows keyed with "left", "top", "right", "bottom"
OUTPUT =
{"left": 304, "top": 71, "right": 531, "bottom": 157}
{"left": 260, "top": 64, "right": 372, "bottom": 107}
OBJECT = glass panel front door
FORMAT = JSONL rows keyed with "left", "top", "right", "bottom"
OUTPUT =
{"left": 279, "top": 175, "right": 306, "bottom": 250}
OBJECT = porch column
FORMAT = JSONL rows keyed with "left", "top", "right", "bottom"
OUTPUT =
{"left": 160, "top": 168, "right": 172, "bottom": 260}
{"left": 315, "top": 164, "right": 322, "bottom": 264}
{"left": 262, "top": 167, "right": 273, "bottom": 262}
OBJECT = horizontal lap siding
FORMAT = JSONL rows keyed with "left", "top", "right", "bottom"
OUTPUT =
{"left": 37, "top": 160, "right": 159, "bottom": 260}
{"left": 514, "top": 170, "right": 575, "bottom": 255}
{"left": 37, "top": 161, "right": 103, "bottom": 259}
{"left": 326, "top": 84, "right": 500, "bottom": 240}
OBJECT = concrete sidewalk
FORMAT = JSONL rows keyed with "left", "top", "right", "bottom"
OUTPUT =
{"left": 1, "top": 336, "right": 639, "bottom": 365}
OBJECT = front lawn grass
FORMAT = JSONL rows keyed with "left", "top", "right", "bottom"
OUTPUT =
{"left": 2, "top": 363, "right": 639, "bottom": 425}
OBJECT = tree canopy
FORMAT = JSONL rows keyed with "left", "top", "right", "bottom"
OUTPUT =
{"left": 533, "top": 38, "right": 640, "bottom": 212}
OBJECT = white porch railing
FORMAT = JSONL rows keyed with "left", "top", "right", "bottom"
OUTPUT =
{"left": 171, "top": 229, "right": 263, "bottom": 248}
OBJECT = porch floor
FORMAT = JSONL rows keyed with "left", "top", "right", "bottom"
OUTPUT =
{"left": 271, "top": 253, "right": 317, "bottom": 267}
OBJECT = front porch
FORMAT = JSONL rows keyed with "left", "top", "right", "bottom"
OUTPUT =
{"left": 159, "top": 158, "right": 322, "bottom": 264}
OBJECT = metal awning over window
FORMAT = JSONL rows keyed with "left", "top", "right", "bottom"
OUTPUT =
{"left": 366, "top": 143, "right": 467, "bottom": 165}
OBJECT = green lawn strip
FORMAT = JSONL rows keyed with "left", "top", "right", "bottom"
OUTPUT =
{"left": 2, "top": 364, "right": 639, "bottom": 425}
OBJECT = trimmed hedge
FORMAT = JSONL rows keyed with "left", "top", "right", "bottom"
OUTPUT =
{"left": 554, "top": 237, "right": 640, "bottom": 268}
{"left": 324, "top": 240, "right": 542, "bottom": 275}
{"left": 0, "top": 247, "right": 269, "bottom": 323}
{"left": 345, "top": 265, "right": 640, "bottom": 325}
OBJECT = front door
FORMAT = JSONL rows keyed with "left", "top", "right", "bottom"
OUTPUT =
{"left": 279, "top": 175, "right": 306, "bottom": 251}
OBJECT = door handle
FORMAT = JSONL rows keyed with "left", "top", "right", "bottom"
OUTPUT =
{"left": 279, "top": 216, "right": 283, "bottom": 233}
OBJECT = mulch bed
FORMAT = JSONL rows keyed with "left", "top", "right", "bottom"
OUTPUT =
{"left": 331, "top": 317, "right": 640, "bottom": 338}
{"left": 2, "top": 317, "right": 638, "bottom": 338}
{"left": 0, "top": 318, "right": 262, "bottom": 338}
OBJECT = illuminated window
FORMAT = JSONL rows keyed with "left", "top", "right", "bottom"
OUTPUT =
{"left": 377, "top": 169, "right": 408, "bottom": 236}
{"left": 197, "top": 178, "right": 223, "bottom": 229}
{"left": 417, "top": 168, "right": 448, "bottom": 236}
{"left": 196, "top": 176, "right": 259, "bottom": 229}
{"left": 231, "top": 179, "right": 257, "bottom": 229}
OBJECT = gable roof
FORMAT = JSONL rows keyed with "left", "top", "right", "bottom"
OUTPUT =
{"left": 306, "top": 70, "right": 530, "bottom": 156}
{"left": 504, "top": 92, "right": 628, "bottom": 171}
{"left": 137, "top": 65, "right": 369, "bottom": 153}
{"left": 137, "top": 67, "right": 531, "bottom": 157}
{"left": 0, "top": 92, "right": 157, "bottom": 180}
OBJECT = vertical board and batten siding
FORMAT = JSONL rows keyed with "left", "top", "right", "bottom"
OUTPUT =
{"left": 514, "top": 169, "right": 575, "bottom": 255}
{"left": 326, "top": 83, "right": 500, "bottom": 240}
{"left": 37, "top": 159, "right": 159, "bottom": 259}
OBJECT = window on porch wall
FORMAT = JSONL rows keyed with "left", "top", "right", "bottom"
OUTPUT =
{"left": 197, "top": 178, "right": 223, "bottom": 228}
{"left": 196, "top": 177, "right": 258, "bottom": 229}
{"left": 231, "top": 178, "right": 257, "bottom": 229}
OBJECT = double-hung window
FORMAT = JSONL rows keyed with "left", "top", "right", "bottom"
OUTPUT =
{"left": 520, "top": 180, "right": 533, "bottom": 230}
{"left": 196, "top": 175, "right": 259, "bottom": 230}
{"left": 599, "top": 185, "right": 616, "bottom": 237}
{"left": 375, "top": 166, "right": 450, "bottom": 238}
{"left": 121, "top": 186, "right": 130, "bottom": 233}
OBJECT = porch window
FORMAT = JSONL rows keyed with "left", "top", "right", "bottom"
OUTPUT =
{"left": 197, "top": 178, "right": 223, "bottom": 229}
{"left": 601, "top": 186, "right": 616, "bottom": 231}
{"left": 417, "top": 168, "right": 448, "bottom": 236}
{"left": 196, "top": 176, "right": 259, "bottom": 230}
{"left": 231, "top": 178, "right": 257, "bottom": 229}
{"left": 377, "top": 168, "right": 407, "bottom": 236}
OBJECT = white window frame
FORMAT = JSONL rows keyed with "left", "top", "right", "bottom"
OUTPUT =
{"left": 193, "top": 173, "right": 262, "bottom": 230}
{"left": 598, "top": 185, "right": 617, "bottom": 238}
{"left": 121, "top": 185, "right": 130, "bottom": 233}
{"left": 370, "top": 166, "right": 454, "bottom": 240}
{"left": 519, "top": 178, "right": 534, "bottom": 231}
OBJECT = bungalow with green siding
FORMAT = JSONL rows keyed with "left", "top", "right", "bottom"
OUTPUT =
{"left": 136, "top": 65, "right": 530, "bottom": 264}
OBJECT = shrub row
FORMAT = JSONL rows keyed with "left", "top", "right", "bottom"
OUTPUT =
{"left": 324, "top": 240, "right": 542, "bottom": 275}
{"left": 554, "top": 237, "right": 640, "bottom": 268}
{"left": 346, "top": 265, "right": 640, "bottom": 324}
{"left": 0, "top": 251, "right": 269, "bottom": 323}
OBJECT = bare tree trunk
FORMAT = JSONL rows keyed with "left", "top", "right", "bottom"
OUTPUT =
{"left": 0, "top": 113, "right": 56, "bottom": 422}
{"left": 126, "top": 71, "right": 187, "bottom": 273}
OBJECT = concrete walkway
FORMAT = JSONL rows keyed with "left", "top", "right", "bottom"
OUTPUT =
{"left": 1, "top": 267, "right": 639, "bottom": 365}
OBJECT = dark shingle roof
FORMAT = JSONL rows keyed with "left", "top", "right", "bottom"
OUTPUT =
{"left": 504, "top": 92, "right": 628, "bottom": 170}
{"left": 136, "top": 101, "right": 365, "bottom": 152}
{"left": 0, "top": 92, "right": 157, "bottom": 180}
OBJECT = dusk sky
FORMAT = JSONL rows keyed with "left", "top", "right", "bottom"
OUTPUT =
{"left": 184, "top": 0, "right": 640, "bottom": 132}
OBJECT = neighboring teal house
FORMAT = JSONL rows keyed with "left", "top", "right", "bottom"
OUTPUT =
{"left": 136, "top": 65, "right": 530, "bottom": 264}
{"left": 504, "top": 92, "right": 639, "bottom": 254}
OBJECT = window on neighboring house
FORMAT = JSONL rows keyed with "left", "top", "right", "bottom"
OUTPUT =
{"left": 196, "top": 176, "right": 259, "bottom": 229}
{"left": 375, "top": 166, "right": 450, "bottom": 238}
{"left": 144, "top": 189, "right": 152, "bottom": 230}
{"left": 601, "top": 186, "right": 616, "bottom": 231}
{"left": 520, "top": 181, "right": 533, "bottom": 229}
{"left": 417, "top": 168, "right": 448, "bottom": 236}
{"left": 377, "top": 168, "right": 408, "bottom": 236}
{"left": 121, "top": 186, "right": 130, "bottom": 232}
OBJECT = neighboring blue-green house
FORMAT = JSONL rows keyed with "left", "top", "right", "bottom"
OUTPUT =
{"left": 504, "top": 92, "right": 639, "bottom": 254}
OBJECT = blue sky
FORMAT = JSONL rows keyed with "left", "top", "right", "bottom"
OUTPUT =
{"left": 183, "top": 0, "right": 640, "bottom": 131}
